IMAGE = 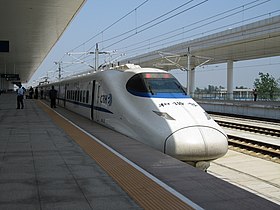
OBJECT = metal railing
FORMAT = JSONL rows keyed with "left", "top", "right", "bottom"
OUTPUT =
{"left": 192, "top": 92, "right": 280, "bottom": 101}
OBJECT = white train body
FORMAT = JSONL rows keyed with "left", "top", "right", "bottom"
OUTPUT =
{"left": 41, "top": 64, "right": 228, "bottom": 169}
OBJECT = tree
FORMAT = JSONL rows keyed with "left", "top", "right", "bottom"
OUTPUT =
{"left": 253, "top": 72, "right": 279, "bottom": 100}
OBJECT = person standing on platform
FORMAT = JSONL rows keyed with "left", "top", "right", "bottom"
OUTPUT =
{"left": 49, "top": 85, "right": 57, "bottom": 108}
{"left": 16, "top": 84, "right": 25, "bottom": 109}
{"left": 40, "top": 88, "right": 44, "bottom": 99}
{"left": 29, "top": 86, "right": 34, "bottom": 99}
{"left": 253, "top": 89, "right": 257, "bottom": 101}
{"left": 34, "top": 87, "right": 38, "bottom": 99}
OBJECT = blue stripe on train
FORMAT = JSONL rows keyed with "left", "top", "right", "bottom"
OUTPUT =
{"left": 128, "top": 91, "right": 190, "bottom": 98}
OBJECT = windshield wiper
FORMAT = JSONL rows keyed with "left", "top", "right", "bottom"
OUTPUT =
{"left": 148, "top": 85, "right": 154, "bottom": 95}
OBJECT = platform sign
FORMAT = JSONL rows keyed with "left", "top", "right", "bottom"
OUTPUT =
{"left": 7, "top": 77, "right": 20, "bottom": 81}
{"left": 0, "top": 41, "right": 9, "bottom": 52}
{"left": 1, "top": 74, "right": 20, "bottom": 81}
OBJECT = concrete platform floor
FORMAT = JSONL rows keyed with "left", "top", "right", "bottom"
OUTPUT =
{"left": 0, "top": 93, "right": 141, "bottom": 210}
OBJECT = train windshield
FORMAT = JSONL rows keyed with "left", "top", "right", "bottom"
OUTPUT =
{"left": 126, "top": 73, "right": 187, "bottom": 98}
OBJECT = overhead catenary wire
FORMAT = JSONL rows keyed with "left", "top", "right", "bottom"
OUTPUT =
{"left": 99, "top": 0, "right": 196, "bottom": 45}
{"left": 62, "top": 0, "right": 150, "bottom": 74}
{"left": 122, "top": 9, "right": 280, "bottom": 58}
{"left": 61, "top": 20, "right": 280, "bottom": 78}
{"left": 117, "top": 25, "right": 280, "bottom": 64}
{"left": 68, "top": 0, "right": 149, "bottom": 53}
{"left": 80, "top": 0, "right": 271, "bottom": 66}
{"left": 195, "top": 61, "right": 280, "bottom": 73}
{"left": 117, "top": 0, "right": 271, "bottom": 54}
{"left": 67, "top": 7, "right": 279, "bottom": 72}
{"left": 69, "top": 0, "right": 270, "bottom": 62}
{"left": 101, "top": 0, "right": 208, "bottom": 50}
{"left": 43, "top": 0, "right": 278, "bottom": 82}
{"left": 64, "top": 0, "right": 208, "bottom": 70}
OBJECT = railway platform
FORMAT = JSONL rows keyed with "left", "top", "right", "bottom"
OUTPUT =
{"left": 197, "top": 99, "right": 280, "bottom": 121}
{"left": 0, "top": 92, "right": 279, "bottom": 210}
{"left": 0, "top": 93, "right": 141, "bottom": 210}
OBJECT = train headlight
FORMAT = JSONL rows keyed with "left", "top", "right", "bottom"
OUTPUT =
{"left": 153, "top": 111, "right": 175, "bottom": 120}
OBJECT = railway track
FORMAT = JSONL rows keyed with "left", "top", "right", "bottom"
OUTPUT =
{"left": 215, "top": 120, "right": 280, "bottom": 138}
{"left": 227, "top": 135, "right": 280, "bottom": 164}
{"left": 211, "top": 114, "right": 280, "bottom": 164}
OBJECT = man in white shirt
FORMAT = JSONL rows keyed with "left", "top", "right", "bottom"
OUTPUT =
{"left": 17, "top": 84, "right": 25, "bottom": 109}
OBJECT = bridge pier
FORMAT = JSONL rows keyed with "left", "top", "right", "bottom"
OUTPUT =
{"left": 227, "top": 60, "right": 234, "bottom": 100}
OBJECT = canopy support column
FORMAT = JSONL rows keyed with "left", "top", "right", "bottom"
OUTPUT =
{"left": 187, "top": 54, "right": 195, "bottom": 96}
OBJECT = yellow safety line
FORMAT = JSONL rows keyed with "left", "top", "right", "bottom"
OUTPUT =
{"left": 37, "top": 101, "right": 194, "bottom": 210}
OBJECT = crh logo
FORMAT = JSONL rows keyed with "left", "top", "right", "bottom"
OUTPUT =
{"left": 100, "top": 94, "right": 112, "bottom": 106}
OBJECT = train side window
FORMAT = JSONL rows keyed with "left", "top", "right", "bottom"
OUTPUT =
{"left": 86, "top": 90, "right": 89, "bottom": 103}
{"left": 83, "top": 90, "right": 85, "bottom": 103}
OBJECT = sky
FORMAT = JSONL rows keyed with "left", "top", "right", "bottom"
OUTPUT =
{"left": 29, "top": 0, "right": 280, "bottom": 89}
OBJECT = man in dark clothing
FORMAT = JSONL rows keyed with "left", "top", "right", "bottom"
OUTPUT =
{"left": 253, "top": 89, "right": 257, "bottom": 101}
{"left": 40, "top": 88, "right": 44, "bottom": 99}
{"left": 17, "top": 84, "right": 25, "bottom": 109}
{"left": 29, "top": 86, "right": 34, "bottom": 99}
{"left": 49, "top": 85, "right": 57, "bottom": 108}
{"left": 34, "top": 87, "right": 39, "bottom": 99}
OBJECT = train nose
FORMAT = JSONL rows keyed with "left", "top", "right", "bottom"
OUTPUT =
{"left": 164, "top": 126, "right": 228, "bottom": 161}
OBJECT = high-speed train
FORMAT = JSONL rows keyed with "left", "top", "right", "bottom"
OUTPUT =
{"left": 40, "top": 64, "right": 228, "bottom": 170}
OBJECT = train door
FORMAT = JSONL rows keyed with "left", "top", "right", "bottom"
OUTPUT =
{"left": 91, "top": 80, "right": 95, "bottom": 120}
{"left": 58, "top": 84, "right": 61, "bottom": 105}
{"left": 64, "top": 84, "right": 67, "bottom": 107}
{"left": 94, "top": 81, "right": 101, "bottom": 122}
{"left": 91, "top": 80, "right": 101, "bottom": 121}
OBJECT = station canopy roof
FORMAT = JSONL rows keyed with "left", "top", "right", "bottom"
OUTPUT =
{"left": 0, "top": 0, "right": 86, "bottom": 83}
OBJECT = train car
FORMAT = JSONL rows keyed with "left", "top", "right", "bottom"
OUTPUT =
{"left": 40, "top": 64, "right": 228, "bottom": 170}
